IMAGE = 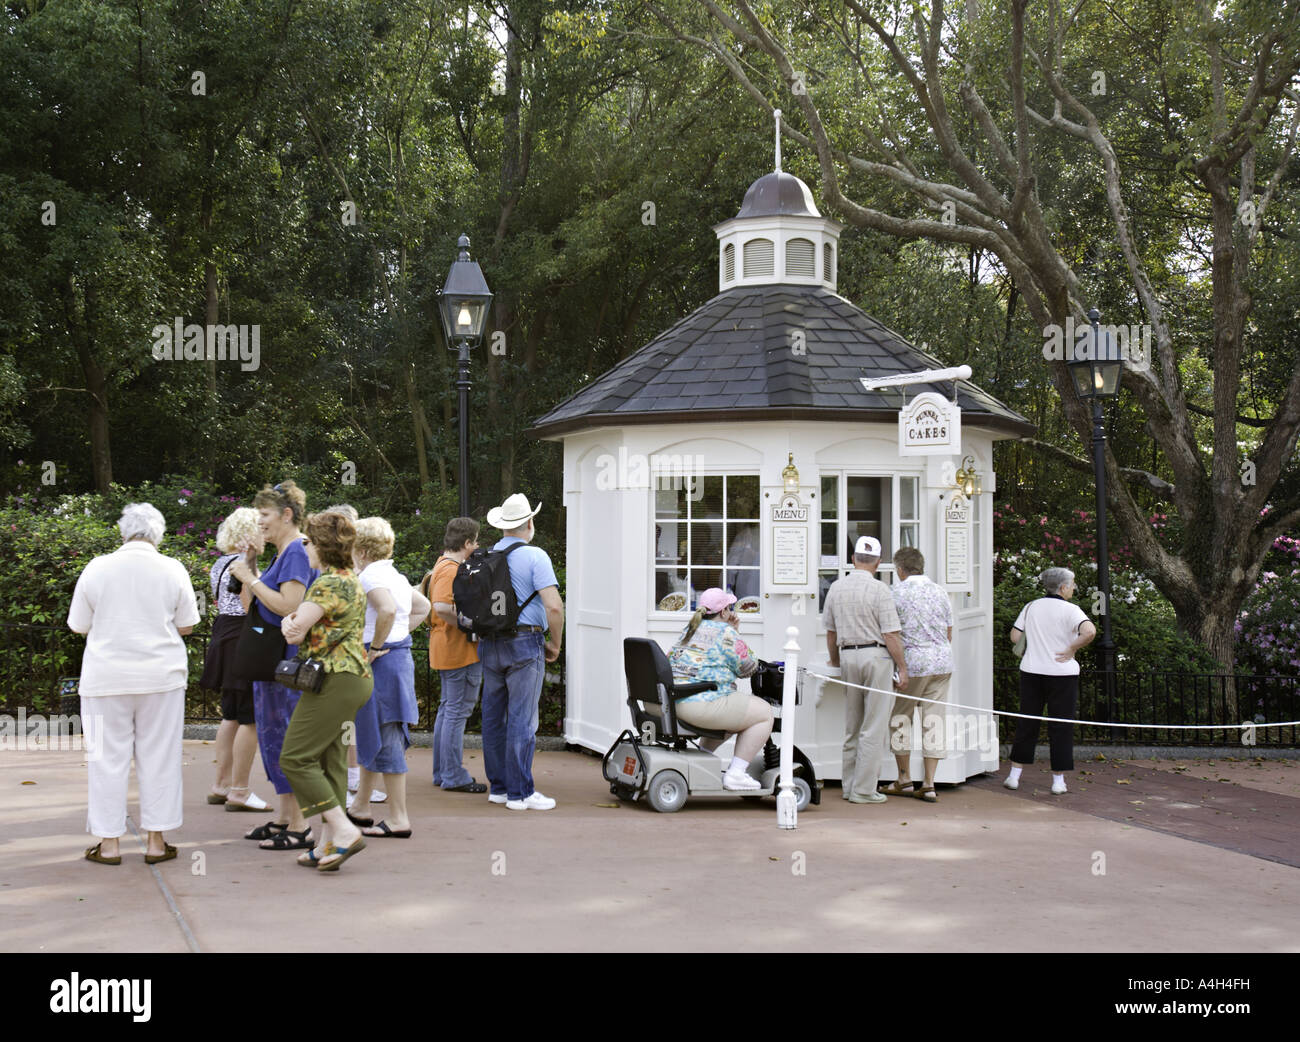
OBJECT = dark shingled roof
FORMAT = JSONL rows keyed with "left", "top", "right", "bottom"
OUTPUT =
{"left": 528, "top": 285, "right": 1034, "bottom": 440}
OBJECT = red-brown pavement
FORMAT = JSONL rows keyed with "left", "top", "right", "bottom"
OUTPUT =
{"left": 2, "top": 741, "right": 1297, "bottom": 952}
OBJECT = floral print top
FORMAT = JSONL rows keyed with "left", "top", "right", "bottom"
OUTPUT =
{"left": 302, "top": 568, "right": 370, "bottom": 678}
{"left": 891, "top": 574, "right": 953, "bottom": 676}
{"left": 668, "top": 617, "right": 759, "bottom": 702}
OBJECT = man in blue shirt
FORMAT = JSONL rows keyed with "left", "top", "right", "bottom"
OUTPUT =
{"left": 481, "top": 494, "right": 565, "bottom": 810}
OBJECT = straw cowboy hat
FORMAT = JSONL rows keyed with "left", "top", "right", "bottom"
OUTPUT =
{"left": 487, "top": 493, "right": 542, "bottom": 531}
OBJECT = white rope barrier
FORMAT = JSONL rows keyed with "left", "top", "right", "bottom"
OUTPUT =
{"left": 799, "top": 669, "right": 1300, "bottom": 732}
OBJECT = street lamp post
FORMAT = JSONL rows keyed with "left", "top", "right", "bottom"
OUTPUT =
{"left": 437, "top": 234, "right": 493, "bottom": 518}
{"left": 1067, "top": 308, "right": 1123, "bottom": 697}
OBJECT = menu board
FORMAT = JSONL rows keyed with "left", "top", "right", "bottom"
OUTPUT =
{"left": 941, "top": 495, "right": 972, "bottom": 590}
{"left": 772, "top": 525, "right": 809, "bottom": 586}
{"left": 944, "top": 527, "right": 970, "bottom": 586}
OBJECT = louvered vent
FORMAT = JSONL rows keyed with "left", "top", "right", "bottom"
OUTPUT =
{"left": 743, "top": 238, "right": 774, "bottom": 277}
{"left": 786, "top": 238, "right": 815, "bottom": 278}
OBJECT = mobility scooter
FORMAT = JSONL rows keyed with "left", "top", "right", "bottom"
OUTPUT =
{"left": 602, "top": 637, "right": 822, "bottom": 813}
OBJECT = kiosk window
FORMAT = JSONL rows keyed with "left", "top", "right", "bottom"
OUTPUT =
{"left": 654, "top": 475, "right": 760, "bottom": 612}
{"left": 818, "top": 473, "right": 918, "bottom": 611}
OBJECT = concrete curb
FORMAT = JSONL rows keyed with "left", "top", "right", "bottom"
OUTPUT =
{"left": 177, "top": 725, "right": 1295, "bottom": 760}
{"left": 182, "top": 724, "right": 570, "bottom": 751}
{"left": 1008, "top": 743, "right": 1300, "bottom": 761}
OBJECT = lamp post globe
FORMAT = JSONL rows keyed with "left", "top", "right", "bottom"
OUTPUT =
{"left": 437, "top": 234, "right": 493, "bottom": 518}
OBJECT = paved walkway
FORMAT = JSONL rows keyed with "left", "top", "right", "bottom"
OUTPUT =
{"left": 2, "top": 742, "right": 1297, "bottom": 952}
{"left": 972, "top": 757, "right": 1300, "bottom": 868}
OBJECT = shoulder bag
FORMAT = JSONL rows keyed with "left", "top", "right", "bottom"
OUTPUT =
{"left": 1012, "top": 603, "right": 1030, "bottom": 659}
{"left": 232, "top": 599, "right": 288, "bottom": 682}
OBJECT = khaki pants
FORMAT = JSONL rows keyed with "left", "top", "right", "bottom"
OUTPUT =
{"left": 840, "top": 648, "right": 894, "bottom": 798}
{"left": 279, "top": 670, "right": 373, "bottom": 818}
{"left": 889, "top": 673, "right": 951, "bottom": 756}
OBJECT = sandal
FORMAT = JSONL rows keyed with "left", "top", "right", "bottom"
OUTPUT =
{"left": 224, "top": 790, "right": 271, "bottom": 813}
{"left": 244, "top": 820, "right": 288, "bottom": 841}
{"left": 317, "top": 836, "right": 366, "bottom": 872}
{"left": 345, "top": 811, "right": 373, "bottom": 828}
{"left": 259, "top": 827, "right": 312, "bottom": 851}
{"left": 297, "top": 844, "right": 338, "bottom": 868}
{"left": 145, "top": 843, "right": 177, "bottom": 865}
{"left": 84, "top": 842, "right": 121, "bottom": 866}
{"left": 361, "top": 820, "right": 412, "bottom": 839}
{"left": 918, "top": 786, "right": 938, "bottom": 803}
{"left": 880, "top": 780, "right": 916, "bottom": 797}
{"left": 207, "top": 790, "right": 229, "bottom": 805}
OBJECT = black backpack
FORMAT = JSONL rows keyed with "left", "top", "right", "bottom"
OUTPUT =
{"left": 451, "top": 542, "right": 539, "bottom": 639}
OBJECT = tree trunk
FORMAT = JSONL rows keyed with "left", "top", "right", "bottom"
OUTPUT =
{"left": 59, "top": 274, "right": 113, "bottom": 492}
{"left": 201, "top": 140, "right": 219, "bottom": 484}
{"left": 405, "top": 362, "right": 432, "bottom": 494}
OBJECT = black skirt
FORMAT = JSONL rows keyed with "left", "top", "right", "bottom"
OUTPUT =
{"left": 200, "top": 613, "right": 253, "bottom": 692}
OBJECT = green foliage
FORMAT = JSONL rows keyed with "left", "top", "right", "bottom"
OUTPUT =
{"left": 1235, "top": 536, "right": 1300, "bottom": 677}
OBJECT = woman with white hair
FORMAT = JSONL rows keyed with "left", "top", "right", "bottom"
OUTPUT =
{"left": 1004, "top": 566, "right": 1097, "bottom": 795}
{"left": 201, "top": 507, "right": 270, "bottom": 812}
{"left": 68, "top": 503, "right": 200, "bottom": 865}
{"left": 348, "top": 517, "right": 430, "bottom": 837}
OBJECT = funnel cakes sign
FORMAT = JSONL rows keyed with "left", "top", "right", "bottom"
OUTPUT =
{"left": 898, "top": 391, "right": 960, "bottom": 456}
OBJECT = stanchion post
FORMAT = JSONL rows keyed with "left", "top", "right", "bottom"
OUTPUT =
{"left": 776, "top": 626, "right": 800, "bottom": 829}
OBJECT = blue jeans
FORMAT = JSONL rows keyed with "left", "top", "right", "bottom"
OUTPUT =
{"left": 253, "top": 680, "right": 301, "bottom": 795}
{"left": 432, "top": 662, "right": 482, "bottom": 788}
{"left": 479, "top": 632, "right": 545, "bottom": 801}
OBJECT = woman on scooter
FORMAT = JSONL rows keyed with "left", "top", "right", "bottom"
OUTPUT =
{"left": 668, "top": 588, "right": 772, "bottom": 791}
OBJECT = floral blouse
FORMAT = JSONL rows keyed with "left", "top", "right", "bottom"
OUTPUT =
{"left": 210, "top": 553, "right": 245, "bottom": 617}
{"left": 302, "top": 568, "right": 370, "bottom": 678}
{"left": 668, "top": 617, "right": 758, "bottom": 702}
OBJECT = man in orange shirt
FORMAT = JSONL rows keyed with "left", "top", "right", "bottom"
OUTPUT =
{"left": 427, "top": 518, "right": 487, "bottom": 792}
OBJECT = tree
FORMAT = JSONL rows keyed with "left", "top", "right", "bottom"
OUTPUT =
{"left": 661, "top": 0, "right": 1300, "bottom": 679}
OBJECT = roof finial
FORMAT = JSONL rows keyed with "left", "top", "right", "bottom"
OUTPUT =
{"left": 774, "top": 108, "right": 782, "bottom": 172}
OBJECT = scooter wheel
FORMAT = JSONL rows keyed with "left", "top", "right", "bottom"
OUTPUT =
{"left": 647, "top": 769, "right": 689, "bottom": 813}
{"left": 791, "top": 776, "right": 813, "bottom": 812}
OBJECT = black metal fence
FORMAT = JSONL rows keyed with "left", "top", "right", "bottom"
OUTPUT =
{"left": 5, "top": 622, "right": 1296, "bottom": 747}
{"left": 0, "top": 621, "right": 566, "bottom": 737}
{"left": 994, "top": 667, "right": 1300, "bottom": 747}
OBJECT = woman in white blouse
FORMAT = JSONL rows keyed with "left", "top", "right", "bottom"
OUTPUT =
{"left": 348, "top": 517, "right": 430, "bottom": 837}
{"left": 1004, "top": 567, "right": 1097, "bottom": 795}
{"left": 68, "top": 504, "right": 200, "bottom": 865}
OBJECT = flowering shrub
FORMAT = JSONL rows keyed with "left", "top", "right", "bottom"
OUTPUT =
{"left": 1235, "top": 534, "right": 1300, "bottom": 676}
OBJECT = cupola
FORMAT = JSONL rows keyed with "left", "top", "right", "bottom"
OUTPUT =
{"left": 713, "top": 109, "right": 844, "bottom": 292}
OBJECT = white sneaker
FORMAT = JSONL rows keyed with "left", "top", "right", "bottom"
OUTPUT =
{"left": 487, "top": 793, "right": 509, "bottom": 804}
{"left": 722, "top": 768, "right": 761, "bottom": 791}
{"left": 1003, "top": 776, "right": 1019, "bottom": 790}
{"left": 371, "top": 790, "right": 387, "bottom": 803}
{"left": 1051, "top": 779, "right": 1068, "bottom": 795}
{"left": 506, "top": 791, "right": 557, "bottom": 811}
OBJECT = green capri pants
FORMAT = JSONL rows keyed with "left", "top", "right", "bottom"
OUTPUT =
{"left": 279, "top": 670, "right": 374, "bottom": 818}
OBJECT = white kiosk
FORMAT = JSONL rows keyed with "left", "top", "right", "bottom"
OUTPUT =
{"left": 529, "top": 163, "right": 1033, "bottom": 785}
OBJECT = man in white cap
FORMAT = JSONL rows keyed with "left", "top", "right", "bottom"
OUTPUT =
{"left": 480, "top": 493, "right": 565, "bottom": 810}
{"left": 821, "top": 536, "right": 909, "bottom": 803}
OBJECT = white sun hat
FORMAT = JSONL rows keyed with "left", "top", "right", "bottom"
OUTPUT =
{"left": 487, "top": 493, "right": 542, "bottom": 531}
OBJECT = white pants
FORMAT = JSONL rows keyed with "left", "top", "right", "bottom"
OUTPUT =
{"left": 82, "top": 688, "right": 185, "bottom": 838}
